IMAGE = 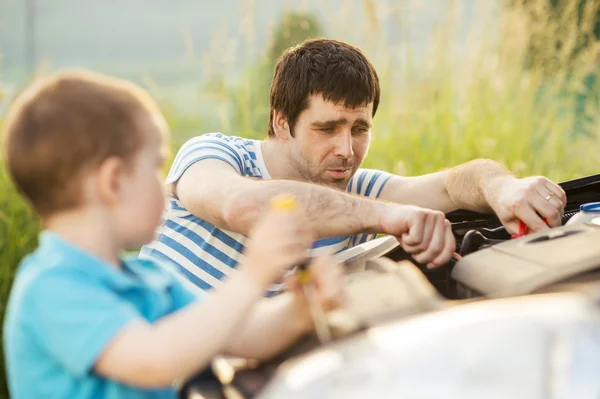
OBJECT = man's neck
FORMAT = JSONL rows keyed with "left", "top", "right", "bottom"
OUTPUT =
{"left": 44, "top": 208, "right": 122, "bottom": 268}
{"left": 261, "top": 138, "right": 292, "bottom": 180}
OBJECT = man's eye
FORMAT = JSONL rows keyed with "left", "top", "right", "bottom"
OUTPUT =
{"left": 352, "top": 127, "right": 369, "bottom": 135}
{"left": 318, "top": 127, "right": 334, "bottom": 133}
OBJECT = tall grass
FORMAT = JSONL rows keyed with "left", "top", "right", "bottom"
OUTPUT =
{"left": 201, "top": 0, "right": 600, "bottom": 180}
{"left": 366, "top": 0, "right": 600, "bottom": 180}
{"left": 0, "top": 0, "right": 599, "bottom": 397}
{"left": 0, "top": 150, "right": 39, "bottom": 398}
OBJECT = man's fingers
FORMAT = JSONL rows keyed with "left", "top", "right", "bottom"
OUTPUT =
{"left": 403, "top": 219, "right": 434, "bottom": 253}
{"left": 529, "top": 193, "right": 562, "bottom": 228}
{"left": 534, "top": 184, "right": 565, "bottom": 218}
{"left": 503, "top": 220, "right": 523, "bottom": 236}
{"left": 543, "top": 180, "right": 567, "bottom": 208}
{"left": 401, "top": 213, "right": 425, "bottom": 246}
{"left": 515, "top": 202, "right": 550, "bottom": 232}
{"left": 428, "top": 222, "right": 456, "bottom": 269}
{"left": 417, "top": 213, "right": 435, "bottom": 251}
{"left": 545, "top": 196, "right": 565, "bottom": 218}
{"left": 413, "top": 215, "right": 445, "bottom": 265}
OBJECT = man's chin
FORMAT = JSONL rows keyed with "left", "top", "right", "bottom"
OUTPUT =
{"left": 321, "top": 178, "right": 351, "bottom": 191}
{"left": 320, "top": 169, "right": 355, "bottom": 189}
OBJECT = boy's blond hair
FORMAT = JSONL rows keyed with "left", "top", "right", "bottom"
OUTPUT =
{"left": 2, "top": 69, "right": 164, "bottom": 217}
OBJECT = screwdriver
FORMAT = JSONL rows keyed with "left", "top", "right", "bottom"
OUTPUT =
{"left": 270, "top": 195, "right": 332, "bottom": 343}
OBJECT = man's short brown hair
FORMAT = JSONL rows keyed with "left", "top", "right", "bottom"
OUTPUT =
{"left": 2, "top": 69, "right": 164, "bottom": 217}
{"left": 268, "top": 38, "right": 380, "bottom": 137}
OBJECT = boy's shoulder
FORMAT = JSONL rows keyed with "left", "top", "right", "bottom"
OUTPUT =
{"left": 4, "top": 240, "right": 91, "bottom": 338}
{"left": 7, "top": 232, "right": 147, "bottom": 308}
{"left": 4, "top": 236, "right": 185, "bottom": 332}
{"left": 8, "top": 237, "right": 96, "bottom": 305}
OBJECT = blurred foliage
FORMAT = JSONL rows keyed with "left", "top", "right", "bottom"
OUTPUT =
{"left": 0, "top": 110, "right": 40, "bottom": 399}
{"left": 204, "top": 10, "right": 324, "bottom": 138}
{"left": 266, "top": 10, "right": 324, "bottom": 69}
{"left": 364, "top": 0, "right": 600, "bottom": 179}
{"left": 511, "top": 0, "right": 600, "bottom": 136}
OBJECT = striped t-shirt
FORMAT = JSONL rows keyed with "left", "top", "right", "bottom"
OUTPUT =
{"left": 140, "top": 133, "right": 393, "bottom": 293}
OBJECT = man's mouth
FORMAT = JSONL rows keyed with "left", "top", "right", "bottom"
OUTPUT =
{"left": 326, "top": 169, "right": 352, "bottom": 179}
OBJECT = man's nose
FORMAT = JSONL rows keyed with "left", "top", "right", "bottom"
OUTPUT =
{"left": 333, "top": 131, "right": 354, "bottom": 158}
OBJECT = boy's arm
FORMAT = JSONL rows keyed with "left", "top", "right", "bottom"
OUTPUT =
{"left": 224, "top": 255, "right": 345, "bottom": 360}
{"left": 223, "top": 292, "right": 311, "bottom": 360}
{"left": 96, "top": 257, "right": 344, "bottom": 387}
{"left": 95, "top": 201, "right": 314, "bottom": 388}
{"left": 94, "top": 270, "right": 264, "bottom": 388}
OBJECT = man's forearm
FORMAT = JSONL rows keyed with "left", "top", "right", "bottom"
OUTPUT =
{"left": 224, "top": 293, "right": 312, "bottom": 360}
{"left": 445, "top": 159, "right": 514, "bottom": 213}
{"left": 224, "top": 179, "right": 386, "bottom": 238}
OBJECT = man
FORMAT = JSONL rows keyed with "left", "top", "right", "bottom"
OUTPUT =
{"left": 141, "top": 39, "right": 566, "bottom": 292}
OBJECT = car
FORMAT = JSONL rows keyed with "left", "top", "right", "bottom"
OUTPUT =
{"left": 180, "top": 173, "right": 600, "bottom": 399}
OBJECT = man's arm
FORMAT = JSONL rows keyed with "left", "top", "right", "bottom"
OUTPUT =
{"left": 174, "top": 159, "right": 386, "bottom": 238}
{"left": 378, "top": 159, "right": 567, "bottom": 234}
{"left": 174, "top": 159, "right": 512, "bottom": 236}
{"left": 175, "top": 159, "right": 456, "bottom": 267}
{"left": 377, "top": 159, "right": 512, "bottom": 213}
{"left": 377, "top": 170, "right": 455, "bottom": 212}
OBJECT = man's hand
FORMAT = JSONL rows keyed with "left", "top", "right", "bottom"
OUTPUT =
{"left": 379, "top": 205, "right": 455, "bottom": 268}
{"left": 484, "top": 176, "right": 567, "bottom": 235}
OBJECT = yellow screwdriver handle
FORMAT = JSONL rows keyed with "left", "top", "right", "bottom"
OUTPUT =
{"left": 271, "top": 195, "right": 311, "bottom": 279}
{"left": 270, "top": 194, "right": 298, "bottom": 212}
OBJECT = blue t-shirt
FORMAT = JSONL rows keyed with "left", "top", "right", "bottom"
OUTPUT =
{"left": 3, "top": 231, "right": 200, "bottom": 399}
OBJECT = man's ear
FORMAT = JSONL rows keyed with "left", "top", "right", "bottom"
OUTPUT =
{"left": 95, "top": 157, "right": 123, "bottom": 207}
{"left": 272, "top": 110, "right": 291, "bottom": 140}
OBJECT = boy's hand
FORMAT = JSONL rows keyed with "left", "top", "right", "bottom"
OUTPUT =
{"left": 243, "top": 200, "right": 315, "bottom": 289}
{"left": 287, "top": 256, "right": 347, "bottom": 312}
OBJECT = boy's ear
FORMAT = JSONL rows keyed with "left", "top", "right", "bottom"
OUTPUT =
{"left": 96, "top": 157, "right": 123, "bottom": 206}
{"left": 272, "top": 110, "right": 291, "bottom": 140}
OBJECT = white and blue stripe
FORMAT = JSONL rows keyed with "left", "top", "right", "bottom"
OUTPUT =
{"left": 141, "top": 133, "right": 393, "bottom": 293}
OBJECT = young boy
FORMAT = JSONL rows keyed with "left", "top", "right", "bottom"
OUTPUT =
{"left": 2, "top": 70, "right": 345, "bottom": 399}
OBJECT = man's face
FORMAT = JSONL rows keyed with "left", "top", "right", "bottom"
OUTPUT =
{"left": 287, "top": 95, "right": 372, "bottom": 190}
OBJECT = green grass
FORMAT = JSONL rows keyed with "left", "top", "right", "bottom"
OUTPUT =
{"left": 1, "top": 1, "right": 600, "bottom": 397}
{"left": 0, "top": 167, "right": 39, "bottom": 397}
